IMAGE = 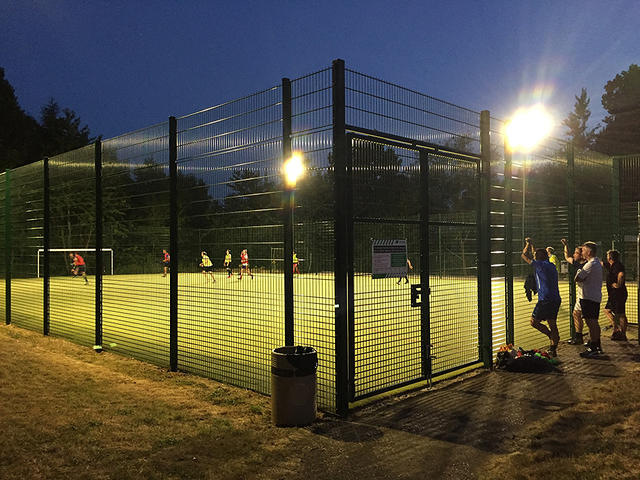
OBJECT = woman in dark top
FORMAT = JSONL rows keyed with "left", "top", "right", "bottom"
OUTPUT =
{"left": 604, "top": 250, "right": 628, "bottom": 341}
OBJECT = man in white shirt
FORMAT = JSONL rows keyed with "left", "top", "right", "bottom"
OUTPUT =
{"left": 575, "top": 241, "right": 604, "bottom": 357}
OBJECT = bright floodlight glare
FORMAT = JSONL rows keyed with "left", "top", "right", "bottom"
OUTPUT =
{"left": 284, "top": 152, "right": 304, "bottom": 187}
{"left": 505, "top": 105, "right": 554, "bottom": 152}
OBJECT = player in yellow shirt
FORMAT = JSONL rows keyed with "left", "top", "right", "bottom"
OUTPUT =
{"left": 546, "top": 247, "right": 560, "bottom": 271}
{"left": 224, "top": 249, "right": 233, "bottom": 278}
{"left": 293, "top": 251, "right": 300, "bottom": 275}
{"left": 200, "top": 251, "right": 215, "bottom": 283}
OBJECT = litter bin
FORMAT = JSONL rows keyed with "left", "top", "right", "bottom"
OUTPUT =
{"left": 271, "top": 346, "right": 317, "bottom": 426}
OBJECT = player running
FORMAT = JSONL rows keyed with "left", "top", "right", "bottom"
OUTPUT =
{"left": 224, "top": 249, "right": 233, "bottom": 278}
{"left": 162, "top": 249, "right": 170, "bottom": 277}
{"left": 238, "top": 249, "right": 253, "bottom": 280}
{"left": 200, "top": 251, "right": 215, "bottom": 283}
{"left": 70, "top": 252, "right": 89, "bottom": 285}
{"left": 293, "top": 251, "right": 300, "bottom": 275}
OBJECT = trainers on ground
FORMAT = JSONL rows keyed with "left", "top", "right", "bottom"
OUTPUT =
{"left": 549, "top": 346, "right": 558, "bottom": 357}
{"left": 568, "top": 334, "right": 584, "bottom": 345}
{"left": 580, "top": 347, "right": 600, "bottom": 358}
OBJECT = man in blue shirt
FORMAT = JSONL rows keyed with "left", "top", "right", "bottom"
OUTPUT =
{"left": 521, "top": 238, "right": 562, "bottom": 357}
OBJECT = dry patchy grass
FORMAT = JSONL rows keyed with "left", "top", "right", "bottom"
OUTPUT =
{"left": 2, "top": 324, "right": 640, "bottom": 480}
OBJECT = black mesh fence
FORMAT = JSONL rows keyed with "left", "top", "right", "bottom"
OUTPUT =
{"left": 290, "top": 67, "right": 336, "bottom": 410}
{"left": 101, "top": 123, "right": 171, "bottom": 367}
{"left": 175, "top": 85, "right": 284, "bottom": 395}
{"left": 2, "top": 60, "right": 639, "bottom": 413}
{"left": 48, "top": 146, "right": 95, "bottom": 346}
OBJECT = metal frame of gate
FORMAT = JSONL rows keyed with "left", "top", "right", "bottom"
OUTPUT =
{"left": 344, "top": 126, "right": 484, "bottom": 402}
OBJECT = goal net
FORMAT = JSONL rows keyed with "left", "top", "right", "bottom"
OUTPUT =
{"left": 37, "top": 248, "right": 114, "bottom": 277}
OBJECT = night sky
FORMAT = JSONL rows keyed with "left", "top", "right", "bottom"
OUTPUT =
{"left": 1, "top": 0, "right": 638, "bottom": 140}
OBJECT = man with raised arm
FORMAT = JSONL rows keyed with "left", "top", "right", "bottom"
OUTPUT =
{"left": 521, "top": 237, "right": 561, "bottom": 357}
{"left": 561, "top": 238, "right": 587, "bottom": 346}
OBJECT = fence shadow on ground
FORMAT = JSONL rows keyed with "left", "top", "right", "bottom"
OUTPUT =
{"left": 312, "top": 326, "right": 639, "bottom": 455}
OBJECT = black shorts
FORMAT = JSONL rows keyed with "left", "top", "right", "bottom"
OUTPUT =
{"left": 579, "top": 299, "right": 600, "bottom": 319}
{"left": 605, "top": 290, "right": 627, "bottom": 315}
{"left": 76, "top": 265, "right": 86, "bottom": 274}
{"left": 532, "top": 299, "right": 561, "bottom": 321}
{"left": 202, "top": 265, "right": 214, "bottom": 272}
{"left": 163, "top": 261, "right": 170, "bottom": 267}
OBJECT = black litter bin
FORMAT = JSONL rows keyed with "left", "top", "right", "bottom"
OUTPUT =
{"left": 271, "top": 346, "right": 317, "bottom": 426}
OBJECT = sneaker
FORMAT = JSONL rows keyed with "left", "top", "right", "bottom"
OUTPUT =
{"left": 568, "top": 334, "right": 584, "bottom": 345}
{"left": 580, "top": 344, "right": 604, "bottom": 358}
{"left": 611, "top": 331, "right": 626, "bottom": 341}
{"left": 580, "top": 347, "right": 600, "bottom": 358}
{"left": 549, "top": 345, "right": 558, "bottom": 357}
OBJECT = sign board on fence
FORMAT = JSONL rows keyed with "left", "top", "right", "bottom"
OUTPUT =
{"left": 371, "top": 239, "right": 407, "bottom": 279}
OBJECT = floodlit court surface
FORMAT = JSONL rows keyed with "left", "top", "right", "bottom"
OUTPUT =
{"left": 2, "top": 273, "right": 637, "bottom": 409}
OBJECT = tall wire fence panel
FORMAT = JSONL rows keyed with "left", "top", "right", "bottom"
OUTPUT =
{"left": 9, "top": 161, "right": 44, "bottom": 331}
{"left": 48, "top": 146, "right": 96, "bottom": 346}
{"left": 0, "top": 172, "right": 5, "bottom": 323}
{"left": 290, "top": 67, "right": 336, "bottom": 410}
{"left": 488, "top": 117, "right": 508, "bottom": 356}
{"left": 510, "top": 139, "right": 574, "bottom": 348}
{"left": 345, "top": 69, "right": 481, "bottom": 152}
{"left": 175, "top": 86, "right": 285, "bottom": 397}
{"left": 101, "top": 123, "right": 171, "bottom": 367}
{"left": 618, "top": 154, "right": 640, "bottom": 325}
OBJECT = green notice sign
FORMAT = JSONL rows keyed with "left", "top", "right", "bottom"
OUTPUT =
{"left": 371, "top": 239, "right": 407, "bottom": 279}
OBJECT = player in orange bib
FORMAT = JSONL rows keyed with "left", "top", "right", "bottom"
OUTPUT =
{"left": 71, "top": 252, "right": 89, "bottom": 285}
{"left": 162, "top": 249, "right": 170, "bottom": 277}
{"left": 238, "top": 249, "right": 253, "bottom": 280}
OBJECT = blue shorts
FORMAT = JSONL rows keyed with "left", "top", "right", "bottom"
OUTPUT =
{"left": 532, "top": 299, "right": 561, "bottom": 321}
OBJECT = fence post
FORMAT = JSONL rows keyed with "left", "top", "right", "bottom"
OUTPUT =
{"left": 332, "top": 58, "right": 349, "bottom": 415}
{"left": 567, "top": 142, "right": 576, "bottom": 338}
{"left": 419, "top": 151, "right": 431, "bottom": 378}
{"left": 43, "top": 158, "right": 50, "bottom": 335}
{"left": 5, "top": 169, "right": 11, "bottom": 325}
{"left": 169, "top": 116, "right": 178, "bottom": 372}
{"left": 503, "top": 146, "right": 514, "bottom": 345}
{"left": 478, "top": 110, "right": 492, "bottom": 367}
{"left": 95, "top": 140, "right": 103, "bottom": 351}
{"left": 611, "top": 156, "right": 621, "bottom": 252}
{"left": 282, "top": 77, "right": 294, "bottom": 346}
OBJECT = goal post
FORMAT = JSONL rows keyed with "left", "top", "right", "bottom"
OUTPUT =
{"left": 37, "top": 248, "right": 114, "bottom": 277}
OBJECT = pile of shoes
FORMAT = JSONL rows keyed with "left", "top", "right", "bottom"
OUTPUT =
{"left": 495, "top": 344, "right": 559, "bottom": 373}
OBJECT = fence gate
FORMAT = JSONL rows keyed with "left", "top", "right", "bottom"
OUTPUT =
{"left": 347, "top": 131, "right": 481, "bottom": 401}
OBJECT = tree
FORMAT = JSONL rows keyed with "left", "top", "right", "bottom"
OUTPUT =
{"left": 40, "top": 99, "right": 92, "bottom": 157}
{"left": 594, "top": 64, "right": 640, "bottom": 155}
{"left": 0, "top": 67, "right": 41, "bottom": 169}
{"left": 563, "top": 88, "right": 596, "bottom": 152}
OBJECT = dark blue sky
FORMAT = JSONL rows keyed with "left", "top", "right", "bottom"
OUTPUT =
{"left": 2, "top": 0, "right": 638, "bottom": 140}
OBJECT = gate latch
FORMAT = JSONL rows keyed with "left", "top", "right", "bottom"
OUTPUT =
{"left": 411, "top": 284, "right": 431, "bottom": 307}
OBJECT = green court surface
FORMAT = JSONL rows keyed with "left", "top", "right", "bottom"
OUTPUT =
{"left": 5, "top": 273, "right": 638, "bottom": 409}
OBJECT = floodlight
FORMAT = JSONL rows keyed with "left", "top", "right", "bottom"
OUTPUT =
{"left": 505, "top": 105, "right": 554, "bottom": 152}
{"left": 283, "top": 152, "right": 304, "bottom": 188}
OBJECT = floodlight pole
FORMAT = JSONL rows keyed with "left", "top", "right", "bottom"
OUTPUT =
{"left": 282, "top": 77, "right": 294, "bottom": 347}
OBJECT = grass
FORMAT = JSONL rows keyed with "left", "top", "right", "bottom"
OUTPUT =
{"left": 2, "top": 323, "right": 640, "bottom": 479}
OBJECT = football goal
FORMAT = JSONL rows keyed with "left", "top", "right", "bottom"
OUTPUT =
{"left": 37, "top": 248, "right": 114, "bottom": 277}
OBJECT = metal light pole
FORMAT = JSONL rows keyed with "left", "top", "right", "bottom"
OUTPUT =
{"left": 283, "top": 153, "right": 304, "bottom": 346}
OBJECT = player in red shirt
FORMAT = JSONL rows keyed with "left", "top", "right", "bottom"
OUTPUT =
{"left": 238, "top": 249, "right": 253, "bottom": 280}
{"left": 71, "top": 252, "right": 89, "bottom": 285}
{"left": 162, "top": 249, "right": 170, "bottom": 277}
